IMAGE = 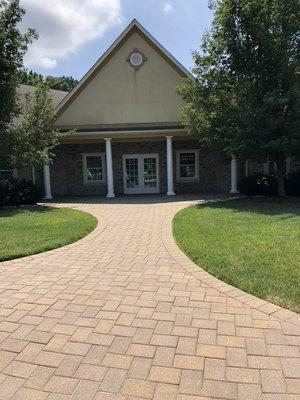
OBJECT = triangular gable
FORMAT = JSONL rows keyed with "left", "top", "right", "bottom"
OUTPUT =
{"left": 55, "top": 19, "right": 192, "bottom": 128}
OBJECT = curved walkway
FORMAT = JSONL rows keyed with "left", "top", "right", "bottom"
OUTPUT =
{"left": 0, "top": 196, "right": 299, "bottom": 400}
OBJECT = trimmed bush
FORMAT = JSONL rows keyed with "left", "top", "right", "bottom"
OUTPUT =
{"left": 0, "top": 179, "right": 41, "bottom": 207}
{"left": 285, "top": 170, "right": 300, "bottom": 196}
{"left": 238, "top": 174, "right": 278, "bottom": 196}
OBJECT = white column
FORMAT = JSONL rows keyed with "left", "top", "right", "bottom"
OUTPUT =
{"left": 43, "top": 164, "right": 53, "bottom": 200}
{"left": 286, "top": 157, "right": 291, "bottom": 175}
{"left": 230, "top": 156, "right": 239, "bottom": 194}
{"left": 105, "top": 138, "right": 115, "bottom": 198}
{"left": 166, "top": 136, "right": 175, "bottom": 196}
{"left": 32, "top": 166, "right": 36, "bottom": 185}
{"left": 245, "top": 160, "right": 249, "bottom": 177}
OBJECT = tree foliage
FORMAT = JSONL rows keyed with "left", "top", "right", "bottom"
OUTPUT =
{"left": 0, "top": 1, "right": 71, "bottom": 170}
{"left": 10, "top": 84, "right": 72, "bottom": 168}
{"left": 18, "top": 69, "right": 78, "bottom": 92}
{"left": 0, "top": 0, "right": 36, "bottom": 165}
{"left": 178, "top": 0, "right": 300, "bottom": 195}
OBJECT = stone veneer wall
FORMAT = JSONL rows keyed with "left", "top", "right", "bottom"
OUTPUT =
{"left": 50, "top": 140, "right": 232, "bottom": 197}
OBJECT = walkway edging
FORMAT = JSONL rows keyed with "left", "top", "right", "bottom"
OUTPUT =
{"left": 0, "top": 204, "right": 108, "bottom": 268}
{"left": 162, "top": 203, "right": 300, "bottom": 327}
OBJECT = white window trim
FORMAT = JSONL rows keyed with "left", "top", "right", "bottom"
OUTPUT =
{"left": 82, "top": 153, "right": 106, "bottom": 185}
{"left": 176, "top": 149, "right": 200, "bottom": 182}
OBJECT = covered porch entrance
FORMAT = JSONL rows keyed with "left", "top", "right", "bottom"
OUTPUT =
{"left": 123, "top": 154, "right": 159, "bottom": 195}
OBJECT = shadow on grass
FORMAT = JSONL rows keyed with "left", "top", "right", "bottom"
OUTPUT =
{"left": 196, "top": 197, "right": 300, "bottom": 218}
{"left": 0, "top": 205, "right": 54, "bottom": 218}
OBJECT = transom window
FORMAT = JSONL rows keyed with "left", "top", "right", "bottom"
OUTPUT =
{"left": 82, "top": 154, "right": 106, "bottom": 184}
{"left": 176, "top": 150, "right": 199, "bottom": 181}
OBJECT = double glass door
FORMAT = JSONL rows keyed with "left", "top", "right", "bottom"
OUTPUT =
{"left": 123, "top": 154, "right": 159, "bottom": 194}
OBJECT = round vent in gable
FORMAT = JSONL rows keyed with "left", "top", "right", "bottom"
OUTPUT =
{"left": 127, "top": 49, "right": 147, "bottom": 70}
{"left": 130, "top": 52, "right": 143, "bottom": 67}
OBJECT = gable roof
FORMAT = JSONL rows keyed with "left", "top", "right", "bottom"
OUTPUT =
{"left": 55, "top": 19, "right": 192, "bottom": 117}
{"left": 18, "top": 84, "right": 68, "bottom": 107}
{"left": 14, "top": 84, "right": 68, "bottom": 126}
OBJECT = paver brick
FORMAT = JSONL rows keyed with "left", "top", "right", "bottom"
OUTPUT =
{"left": 246, "top": 338, "right": 267, "bottom": 355}
{"left": 238, "top": 383, "right": 263, "bottom": 399}
{"left": 204, "top": 358, "right": 226, "bottom": 380}
{"left": 70, "top": 380, "right": 99, "bottom": 400}
{"left": 61, "top": 341, "right": 91, "bottom": 355}
{"left": 226, "top": 366, "right": 260, "bottom": 383}
{"left": 150, "top": 334, "right": 178, "bottom": 347}
{"left": 128, "top": 357, "right": 152, "bottom": 379}
{"left": 11, "top": 387, "right": 48, "bottom": 400}
{"left": 179, "top": 370, "right": 203, "bottom": 396}
{"left": 148, "top": 366, "right": 181, "bottom": 385}
{"left": 173, "top": 354, "right": 204, "bottom": 370}
{"left": 102, "top": 353, "right": 133, "bottom": 369}
{"left": 99, "top": 368, "right": 127, "bottom": 394}
{"left": 171, "top": 326, "right": 198, "bottom": 338}
{"left": 127, "top": 343, "right": 156, "bottom": 358}
{"left": 281, "top": 358, "right": 300, "bottom": 378}
{"left": 43, "top": 375, "right": 79, "bottom": 395}
{"left": 176, "top": 337, "right": 197, "bottom": 355}
{"left": 153, "top": 346, "right": 175, "bottom": 367}
{"left": 74, "top": 363, "right": 107, "bottom": 381}
{"left": 4, "top": 360, "right": 36, "bottom": 378}
{"left": 0, "top": 338, "right": 28, "bottom": 353}
{"left": 121, "top": 378, "right": 156, "bottom": 399}
{"left": 0, "top": 198, "right": 299, "bottom": 400}
{"left": 226, "top": 347, "right": 248, "bottom": 367}
{"left": 261, "top": 370, "right": 286, "bottom": 394}
{"left": 33, "top": 351, "right": 64, "bottom": 368}
{"left": 24, "top": 365, "right": 55, "bottom": 389}
{"left": 200, "top": 379, "right": 237, "bottom": 399}
{"left": 286, "top": 378, "right": 300, "bottom": 394}
{"left": 153, "top": 383, "right": 177, "bottom": 400}
{"left": 0, "top": 376, "right": 24, "bottom": 400}
{"left": 247, "top": 355, "right": 281, "bottom": 370}
{"left": 196, "top": 344, "right": 226, "bottom": 359}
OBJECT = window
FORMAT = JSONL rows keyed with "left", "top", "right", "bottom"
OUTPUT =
{"left": 0, "top": 170, "right": 13, "bottom": 180}
{"left": 82, "top": 154, "right": 106, "bottom": 184}
{"left": 176, "top": 150, "right": 199, "bottom": 181}
{"left": 264, "top": 161, "right": 277, "bottom": 176}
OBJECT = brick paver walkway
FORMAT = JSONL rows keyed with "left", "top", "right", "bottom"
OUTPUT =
{"left": 0, "top": 196, "right": 299, "bottom": 400}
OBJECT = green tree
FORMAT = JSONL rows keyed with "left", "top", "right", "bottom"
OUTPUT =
{"left": 19, "top": 69, "right": 78, "bottom": 92}
{"left": 0, "top": 0, "right": 36, "bottom": 165}
{"left": 18, "top": 69, "right": 43, "bottom": 86}
{"left": 10, "top": 84, "right": 72, "bottom": 169}
{"left": 178, "top": 0, "right": 300, "bottom": 196}
{"left": 44, "top": 75, "right": 78, "bottom": 92}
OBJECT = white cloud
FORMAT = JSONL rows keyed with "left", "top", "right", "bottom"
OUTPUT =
{"left": 163, "top": 3, "right": 174, "bottom": 14}
{"left": 21, "top": 0, "right": 122, "bottom": 69}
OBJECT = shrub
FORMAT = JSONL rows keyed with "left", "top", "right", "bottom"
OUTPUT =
{"left": 285, "top": 170, "right": 300, "bottom": 196}
{"left": 0, "top": 179, "right": 41, "bottom": 207}
{"left": 238, "top": 174, "right": 278, "bottom": 196}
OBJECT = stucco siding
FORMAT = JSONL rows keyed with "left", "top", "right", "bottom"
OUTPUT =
{"left": 54, "top": 31, "right": 185, "bottom": 128}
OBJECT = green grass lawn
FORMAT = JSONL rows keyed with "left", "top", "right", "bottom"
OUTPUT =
{"left": 173, "top": 199, "right": 300, "bottom": 313}
{"left": 0, "top": 207, "right": 97, "bottom": 262}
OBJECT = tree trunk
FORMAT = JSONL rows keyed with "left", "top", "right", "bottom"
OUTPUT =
{"left": 277, "top": 158, "right": 286, "bottom": 197}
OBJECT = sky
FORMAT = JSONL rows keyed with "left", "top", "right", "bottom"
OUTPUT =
{"left": 20, "top": 0, "right": 213, "bottom": 80}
